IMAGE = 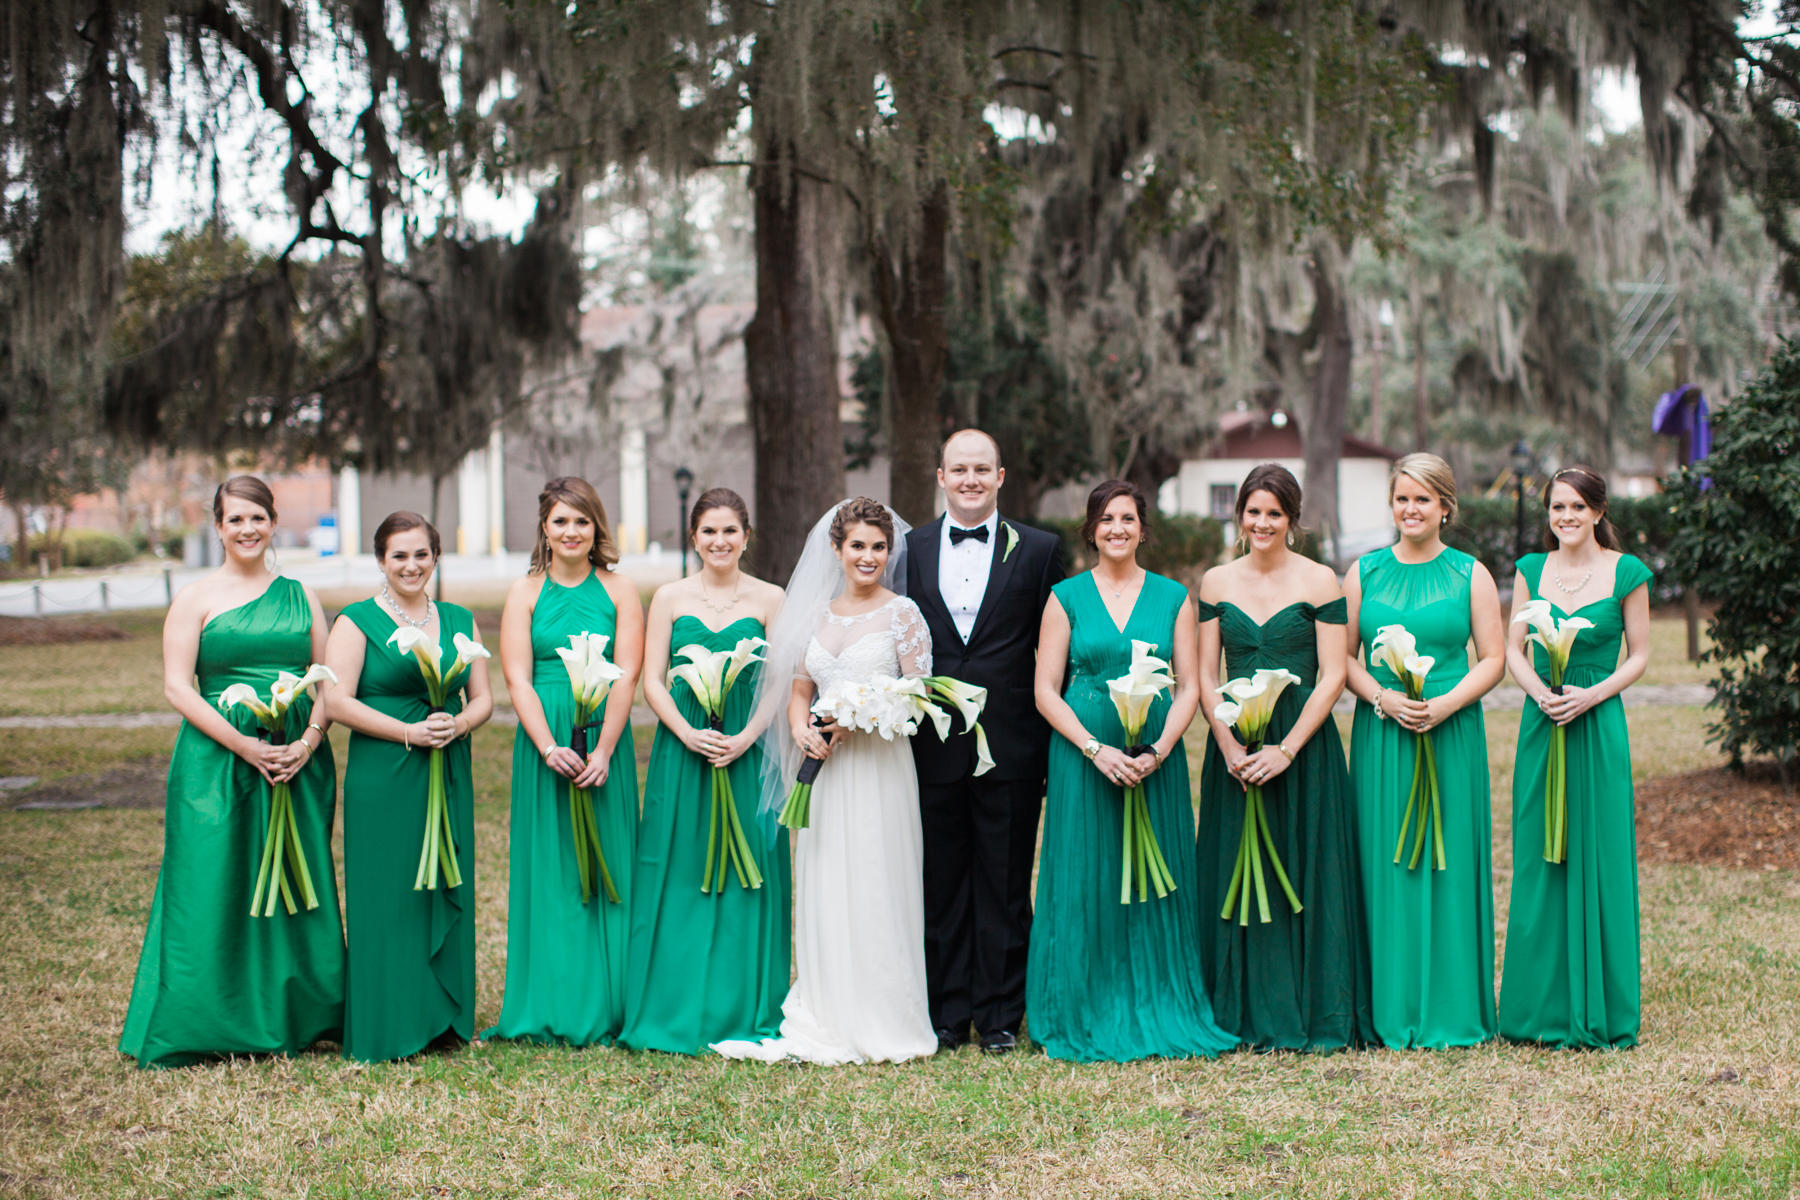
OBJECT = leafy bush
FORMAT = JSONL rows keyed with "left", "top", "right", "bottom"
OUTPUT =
{"left": 1030, "top": 511, "right": 1226, "bottom": 583}
{"left": 1665, "top": 339, "right": 1800, "bottom": 779}
{"left": 28, "top": 529, "right": 138, "bottom": 569}
{"left": 1449, "top": 493, "right": 1681, "bottom": 602}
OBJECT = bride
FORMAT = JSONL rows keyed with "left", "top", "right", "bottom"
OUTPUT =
{"left": 713, "top": 497, "right": 938, "bottom": 1064}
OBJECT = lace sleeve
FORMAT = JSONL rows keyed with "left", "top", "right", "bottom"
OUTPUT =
{"left": 892, "top": 598, "right": 933, "bottom": 678}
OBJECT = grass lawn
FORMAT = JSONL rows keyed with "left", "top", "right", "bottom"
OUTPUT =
{"left": 4, "top": 701, "right": 1799, "bottom": 1197}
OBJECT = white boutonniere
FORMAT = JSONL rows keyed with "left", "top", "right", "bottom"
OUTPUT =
{"left": 1002, "top": 522, "right": 1020, "bottom": 563}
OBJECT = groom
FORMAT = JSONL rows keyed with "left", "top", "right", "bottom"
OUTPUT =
{"left": 906, "top": 429, "right": 1064, "bottom": 1054}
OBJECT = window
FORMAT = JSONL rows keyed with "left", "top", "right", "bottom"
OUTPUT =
{"left": 1210, "top": 483, "right": 1237, "bottom": 522}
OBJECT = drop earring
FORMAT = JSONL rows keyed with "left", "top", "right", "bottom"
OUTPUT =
{"left": 1286, "top": 531, "right": 1295, "bottom": 547}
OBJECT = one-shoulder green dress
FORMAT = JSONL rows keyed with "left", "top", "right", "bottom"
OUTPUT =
{"left": 1499, "top": 552, "right": 1652, "bottom": 1049}
{"left": 620, "top": 615, "right": 791, "bottom": 1054}
{"left": 1195, "top": 597, "right": 1373, "bottom": 1051}
{"left": 485, "top": 571, "right": 638, "bottom": 1046}
{"left": 1350, "top": 545, "right": 1496, "bottom": 1048}
{"left": 339, "top": 599, "right": 477, "bottom": 1062}
{"left": 120, "top": 576, "right": 344, "bottom": 1068}
{"left": 1026, "top": 572, "right": 1237, "bottom": 1062}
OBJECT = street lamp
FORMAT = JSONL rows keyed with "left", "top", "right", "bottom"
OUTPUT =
{"left": 1511, "top": 440, "right": 1533, "bottom": 562}
{"left": 673, "top": 465, "right": 695, "bottom": 576}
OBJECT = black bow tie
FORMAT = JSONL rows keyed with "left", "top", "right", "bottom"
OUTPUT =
{"left": 949, "top": 524, "right": 990, "bottom": 545}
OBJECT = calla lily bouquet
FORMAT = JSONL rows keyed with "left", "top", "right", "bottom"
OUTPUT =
{"left": 1370, "top": 625, "right": 1445, "bottom": 872}
{"left": 670, "top": 636, "right": 768, "bottom": 892}
{"left": 1214, "top": 668, "right": 1305, "bottom": 924}
{"left": 219, "top": 664, "right": 337, "bottom": 918}
{"left": 1107, "top": 642, "right": 1180, "bottom": 905}
{"left": 557, "top": 632, "right": 626, "bottom": 903}
{"left": 1513, "top": 599, "right": 1594, "bottom": 864}
{"left": 386, "top": 626, "right": 490, "bottom": 891}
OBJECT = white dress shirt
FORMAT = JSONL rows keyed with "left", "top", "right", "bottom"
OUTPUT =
{"left": 938, "top": 510, "right": 1000, "bottom": 644}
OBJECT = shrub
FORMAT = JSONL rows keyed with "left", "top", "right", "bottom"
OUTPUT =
{"left": 1030, "top": 510, "right": 1226, "bottom": 584}
{"left": 1449, "top": 493, "right": 1681, "bottom": 602}
{"left": 1665, "top": 337, "right": 1800, "bottom": 780}
{"left": 29, "top": 529, "right": 138, "bottom": 569}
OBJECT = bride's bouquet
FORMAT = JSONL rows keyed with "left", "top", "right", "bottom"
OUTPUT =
{"left": 1513, "top": 599, "right": 1593, "bottom": 864}
{"left": 557, "top": 631, "right": 625, "bottom": 904}
{"left": 387, "top": 626, "right": 490, "bottom": 891}
{"left": 219, "top": 664, "right": 337, "bottom": 917}
{"left": 669, "top": 636, "right": 768, "bottom": 893}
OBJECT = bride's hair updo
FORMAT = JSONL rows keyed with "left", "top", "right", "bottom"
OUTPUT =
{"left": 689, "top": 487, "right": 752, "bottom": 541}
{"left": 829, "top": 497, "right": 894, "bottom": 548}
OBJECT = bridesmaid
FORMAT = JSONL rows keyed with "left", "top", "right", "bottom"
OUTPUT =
{"left": 1344, "top": 453, "right": 1505, "bottom": 1048}
{"left": 1028, "top": 480, "right": 1237, "bottom": 1062}
{"left": 121, "top": 476, "right": 343, "bottom": 1068}
{"left": 1499, "top": 466, "right": 1650, "bottom": 1049}
{"left": 487, "top": 477, "right": 644, "bottom": 1046}
{"left": 324, "top": 512, "right": 494, "bottom": 1061}
{"left": 621, "top": 488, "right": 789, "bottom": 1054}
{"left": 1194, "top": 464, "right": 1373, "bottom": 1051}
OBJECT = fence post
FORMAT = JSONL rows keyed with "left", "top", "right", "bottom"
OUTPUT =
{"left": 33, "top": 584, "right": 42, "bottom": 617}
{"left": 163, "top": 565, "right": 173, "bottom": 605}
{"left": 100, "top": 580, "right": 109, "bottom": 612}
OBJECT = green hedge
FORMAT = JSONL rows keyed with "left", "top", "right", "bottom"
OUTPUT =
{"left": 28, "top": 529, "right": 138, "bottom": 569}
{"left": 1027, "top": 512, "right": 1226, "bottom": 582}
{"left": 1446, "top": 494, "right": 1682, "bottom": 602}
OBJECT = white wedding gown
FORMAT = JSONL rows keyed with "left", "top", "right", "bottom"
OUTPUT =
{"left": 713, "top": 596, "right": 938, "bottom": 1065}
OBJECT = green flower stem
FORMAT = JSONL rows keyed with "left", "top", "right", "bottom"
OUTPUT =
{"left": 1544, "top": 658, "right": 1568, "bottom": 864}
{"left": 778, "top": 782, "right": 812, "bottom": 831}
{"left": 1220, "top": 796, "right": 1250, "bottom": 921}
{"left": 1247, "top": 786, "right": 1271, "bottom": 924}
{"left": 1424, "top": 733, "right": 1446, "bottom": 871}
{"left": 567, "top": 779, "right": 621, "bottom": 905}
{"left": 1254, "top": 785, "right": 1303, "bottom": 915}
{"left": 1118, "top": 779, "right": 1136, "bottom": 905}
{"left": 1394, "top": 746, "right": 1424, "bottom": 864}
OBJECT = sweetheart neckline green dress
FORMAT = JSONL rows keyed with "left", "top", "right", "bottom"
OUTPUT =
{"left": 120, "top": 576, "right": 344, "bottom": 1068}
{"left": 1194, "top": 597, "right": 1374, "bottom": 1051}
{"left": 1025, "top": 571, "right": 1237, "bottom": 1062}
{"left": 620, "top": 615, "right": 791, "bottom": 1054}
{"left": 484, "top": 571, "right": 639, "bottom": 1046}
{"left": 339, "top": 599, "right": 476, "bottom": 1062}
{"left": 1350, "top": 545, "right": 1496, "bottom": 1048}
{"left": 1499, "top": 552, "right": 1652, "bottom": 1050}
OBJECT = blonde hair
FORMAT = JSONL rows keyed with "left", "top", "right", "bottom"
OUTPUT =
{"left": 1389, "top": 452, "right": 1458, "bottom": 526}
{"left": 530, "top": 477, "right": 619, "bottom": 574}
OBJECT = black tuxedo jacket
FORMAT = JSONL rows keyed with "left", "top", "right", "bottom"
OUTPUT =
{"left": 906, "top": 515, "right": 1065, "bottom": 785}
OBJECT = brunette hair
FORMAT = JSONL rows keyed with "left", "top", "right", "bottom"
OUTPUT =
{"left": 1235, "top": 463, "right": 1304, "bottom": 527}
{"left": 1080, "top": 479, "right": 1152, "bottom": 550}
{"left": 373, "top": 511, "right": 440, "bottom": 558}
{"left": 688, "top": 487, "right": 752, "bottom": 541}
{"left": 530, "top": 476, "right": 620, "bottom": 574}
{"left": 828, "top": 497, "right": 894, "bottom": 548}
{"left": 1543, "top": 465, "right": 1620, "bottom": 550}
{"left": 1389, "top": 452, "right": 1459, "bottom": 526}
{"left": 212, "top": 475, "right": 277, "bottom": 525}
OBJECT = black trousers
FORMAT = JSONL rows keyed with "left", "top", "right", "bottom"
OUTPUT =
{"left": 920, "top": 773, "right": 1044, "bottom": 1036}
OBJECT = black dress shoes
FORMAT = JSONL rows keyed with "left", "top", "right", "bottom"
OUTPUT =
{"left": 935, "top": 1026, "right": 968, "bottom": 1053}
{"left": 979, "top": 1029, "right": 1017, "bottom": 1055}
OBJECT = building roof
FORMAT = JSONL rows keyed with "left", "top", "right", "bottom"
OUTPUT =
{"left": 1207, "top": 409, "right": 1397, "bottom": 461}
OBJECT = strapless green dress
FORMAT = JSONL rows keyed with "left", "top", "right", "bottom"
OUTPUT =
{"left": 485, "top": 571, "right": 638, "bottom": 1046}
{"left": 620, "top": 615, "right": 791, "bottom": 1054}
{"left": 1499, "top": 552, "right": 1653, "bottom": 1049}
{"left": 1194, "top": 597, "right": 1373, "bottom": 1051}
{"left": 120, "top": 576, "right": 344, "bottom": 1068}
{"left": 339, "top": 599, "right": 477, "bottom": 1062}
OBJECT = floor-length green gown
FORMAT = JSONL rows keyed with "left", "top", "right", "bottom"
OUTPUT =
{"left": 485, "top": 571, "right": 638, "bottom": 1046}
{"left": 1195, "top": 597, "right": 1373, "bottom": 1051}
{"left": 339, "top": 599, "right": 476, "bottom": 1062}
{"left": 1026, "top": 572, "right": 1237, "bottom": 1062}
{"left": 620, "top": 616, "right": 791, "bottom": 1054}
{"left": 1499, "top": 552, "right": 1652, "bottom": 1049}
{"left": 120, "top": 576, "right": 344, "bottom": 1068}
{"left": 1350, "top": 544, "right": 1495, "bottom": 1048}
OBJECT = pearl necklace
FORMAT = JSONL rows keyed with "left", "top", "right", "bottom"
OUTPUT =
{"left": 382, "top": 581, "right": 435, "bottom": 629}
{"left": 1550, "top": 553, "right": 1593, "bottom": 596}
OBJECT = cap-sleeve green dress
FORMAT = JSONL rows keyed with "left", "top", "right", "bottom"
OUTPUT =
{"left": 120, "top": 576, "right": 344, "bottom": 1068}
{"left": 1499, "top": 552, "right": 1653, "bottom": 1049}
{"left": 620, "top": 615, "right": 791, "bottom": 1054}
{"left": 484, "top": 571, "right": 639, "bottom": 1046}
{"left": 1025, "top": 572, "right": 1237, "bottom": 1062}
{"left": 1349, "top": 544, "right": 1496, "bottom": 1048}
{"left": 1194, "top": 597, "right": 1374, "bottom": 1051}
{"left": 338, "top": 598, "right": 477, "bottom": 1062}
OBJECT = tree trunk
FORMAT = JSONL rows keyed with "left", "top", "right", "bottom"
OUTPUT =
{"left": 867, "top": 184, "right": 952, "bottom": 527}
{"left": 1303, "top": 236, "right": 1353, "bottom": 565}
{"left": 10, "top": 503, "right": 28, "bottom": 575}
{"left": 744, "top": 135, "right": 845, "bottom": 583}
{"left": 1410, "top": 268, "right": 1430, "bottom": 451}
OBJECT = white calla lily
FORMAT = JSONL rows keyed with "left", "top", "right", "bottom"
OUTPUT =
{"left": 1401, "top": 654, "right": 1436, "bottom": 680}
{"left": 1213, "top": 699, "right": 1243, "bottom": 726}
{"left": 218, "top": 682, "right": 276, "bottom": 724}
{"left": 448, "top": 632, "right": 491, "bottom": 680}
{"left": 721, "top": 637, "right": 768, "bottom": 693}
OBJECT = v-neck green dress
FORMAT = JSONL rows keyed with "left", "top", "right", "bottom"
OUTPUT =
{"left": 620, "top": 615, "right": 791, "bottom": 1054}
{"left": 1499, "top": 552, "right": 1652, "bottom": 1050}
{"left": 1026, "top": 571, "right": 1236, "bottom": 1062}
{"left": 121, "top": 576, "right": 344, "bottom": 1068}
{"left": 338, "top": 599, "right": 477, "bottom": 1062}
{"left": 1194, "top": 598, "right": 1374, "bottom": 1051}
{"left": 485, "top": 571, "right": 639, "bottom": 1046}
{"left": 1350, "top": 545, "right": 1496, "bottom": 1048}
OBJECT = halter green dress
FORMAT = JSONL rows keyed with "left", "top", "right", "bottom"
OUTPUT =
{"left": 338, "top": 599, "right": 477, "bottom": 1062}
{"left": 1350, "top": 545, "right": 1496, "bottom": 1048}
{"left": 1195, "top": 597, "right": 1373, "bottom": 1051}
{"left": 1499, "top": 552, "right": 1652, "bottom": 1049}
{"left": 620, "top": 616, "right": 791, "bottom": 1054}
{"left": 1026, "top": 572, "right": 1237, "bottom": 1062}
{"left": 120, "top": 576, "right": 344, "bottom": 1068}
{"left": 485, "top": 571, "right": 639, "bottom": 1046}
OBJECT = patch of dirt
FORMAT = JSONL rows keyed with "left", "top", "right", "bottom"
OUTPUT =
{"left": 0, "top": 615, "right": 129, "bottom": 646}
{"left": 7, "top": 758, "right": 168, "bottom": 810}
{"left": 1637, "top": 763, "right": 1799, "bottom": 872}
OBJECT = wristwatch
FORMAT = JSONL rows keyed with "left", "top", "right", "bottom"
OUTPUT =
{"left": 1082, "top": 737, "right": 1101, "bottom": 760}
